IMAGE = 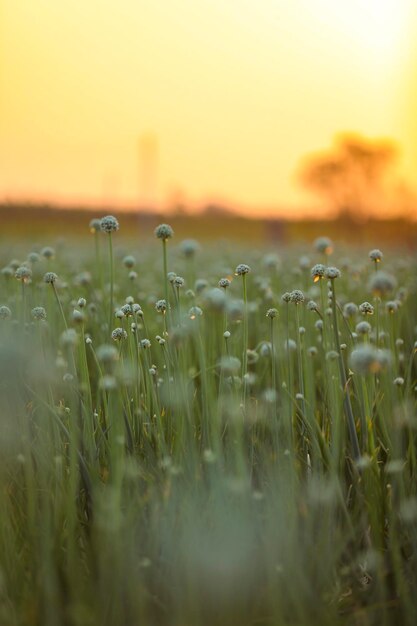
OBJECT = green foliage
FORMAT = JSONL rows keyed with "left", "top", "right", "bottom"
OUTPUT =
{"left": 0, "top": 223, "right": 416, "bottom": 626}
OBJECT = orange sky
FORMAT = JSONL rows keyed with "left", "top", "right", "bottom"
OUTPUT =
{"left": 1, "top": 0, "right": 416, "bottom": 217}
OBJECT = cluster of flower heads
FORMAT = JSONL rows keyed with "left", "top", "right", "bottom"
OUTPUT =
{"left": 281, "top": 290, "right": 305, "bottom": 304}
{"left": 1, "top": 222, "right": 414, "bottom": 399}
{"left": 311, "top": 264, "right": 341, "bottom": 281}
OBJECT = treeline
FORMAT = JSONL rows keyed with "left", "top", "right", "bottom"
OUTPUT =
{"left": 0, "top": 201, "right": 416, "bottom": 246}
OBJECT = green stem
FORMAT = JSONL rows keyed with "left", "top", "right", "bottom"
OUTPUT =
{"left": 52, "top": 283, "right": 68, "bottom": 331}
{"left": 241, "top": 273, "right": 248, "bottom": 404}
{"left": 331, "top": 279, "right": 361, "bottom": 461}
{"left": 108, "top": 233, "right": 114, "bottom": 333}
{"left": 162, "top": 239, "right": 168, "bottom": 309}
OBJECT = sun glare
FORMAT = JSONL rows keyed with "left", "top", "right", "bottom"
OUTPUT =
{"left": 0, "top": 0, "right": 415, "bottom": 215}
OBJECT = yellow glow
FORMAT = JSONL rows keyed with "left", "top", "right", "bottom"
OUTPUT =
{"left": 0, "top": 0, "right": 416, "bottom": 216}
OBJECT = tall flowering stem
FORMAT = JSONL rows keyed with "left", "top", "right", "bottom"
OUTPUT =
{"left": 90, "top": 219, "right": 103, "bottom": 293}
{"left": 281, "top": 292, "right": 293, "bottom": 442}
{"left": 108, "top": 233, "right": 114, "bottom": 332}
{"left": 15, "top": 266, "right": 32, "bottom": 325}
{"left": 235, "top": 264, "right": 251, "bottom": 405}
{"left": 43, "top": 272, "right": 68, "bottom": 331}
{"left": 369, "top": 250, "right": 383, "bottom": 347}
{"left": 100, "top": 215, "right": 119, "bottom": 332}
{"left": 162, "top": 240, "right": 169, "bottom": 306}
{"left": 267, "top": 309, "right": 278, "bottom": 391}
{"left": 326, "top": 267, "right": 361, "bottom": 461}
{"left": 155, "top": 224, "right": 174, "bottom": 327}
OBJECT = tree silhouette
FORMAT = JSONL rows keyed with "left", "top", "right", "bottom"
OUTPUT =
{"left": 298, "top": 134, "right": 398, "bottom": 219}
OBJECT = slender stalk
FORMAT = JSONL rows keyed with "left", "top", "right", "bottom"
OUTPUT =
{"left": 108, "top": 233, "right": 114, "bottom": 332}
{"left": 21, "top": 281, "right": 26, "bottom": 326}
{"left": 241, "top": 273, "right": 249, "bottom": 404}
{"left": 94, "top": 231, "right": 104, "bottom": 294}
{"left": 330, "top": 279, "right": 361, "bottom": 461}
{"left": 52, "top": 283, "right": 68, "bottom": 331}
{"left": 162, "top": 239, "right": 168, "bottom": 309}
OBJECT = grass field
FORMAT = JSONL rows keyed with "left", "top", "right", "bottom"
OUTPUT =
{"left": 0, "top": 215, "right": 416, "bottom": 626}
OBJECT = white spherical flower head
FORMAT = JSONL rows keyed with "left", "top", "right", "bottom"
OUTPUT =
{"left": 281, "top": 292, "right": 291, "bottom": 303}
{"left": 120, "top": 303, "right": 133, "bottom": 317}
{"left": 123, "top": 255, "right": 136, "bottom": 268}
{"left": 359, "top": 301, "right": 374, "bottom": 316}
{"left": 368, "top": 271, "right": 397, "bottom": 297}
{"left": 75, "top": 271, "right": 92, "bottom": 287}
{"left": 355, "top": 321, "right": 371, "bottom": 335}
{"left": 290, "top": 289, "right": 305, "bottom": 304}
{"left": 343, "top": 302, "right": 358, "bottom": 318}
{"left": 349, "top": 345, "right": 391, "bottom": 375}
{"left": 299, "top": 255, "right": 311, "bottom": 270}
{"left": 154, "top": 223, "right": 174, "bottom": 240}
{"left": 263, "top": 253, "right": 280, "bottom": 270}
{"left": 15, "top": 266, "right": 32, "bottom": 282}
{"left": 27, "top": 252, "right": 40, "bottom": 264}
{"left": 31, "top": 306, "right": 47, "bottom": 321}
{"left": 174, "top": 276, "right": 185, "bottom": 288}
{"left": 266, "top": 308, "right": 278, "bottom": 318}
{"left": 218, "top": 278, "right": 231, "bottom": 289}
{"left": 234, "top": 264, "right": 251, "bottom": 276}
{"left": 140, "top": 338, "right": 151, "bottom": 349}
{"left": 324, "top": 266, "right": 341, "bottom": 280}
{"left": 77, "top": 297, "right": 87, "bottom": 308}
{"left": 60, "top": 328, "right": 78, "bottom": 347}
{"left": 284, "top": 339, "right": 297, "bottom": 351}
{"left": 180, "top": 238, "right": 200, "bottom": 257}
{"left": 369, "top": 249, "right": 383, "bottom": 263}
{"left": 89, "top": 218, "right": 101, "bottom": 234}
{"left": 0, "top": 305, "right": 12, "bottom": 320}
{"left": 314, "top": 236, "right": 333, "bottom": 255}
{"left": 195, "top": 279, "right": 208, "bottom": 293}
{"left": 43, "top": 272, "right": 58, "bottom": 284}
{"left": 189, "top": 306, "right": 203, "bottom": 319}
{"left": 41, "top": 246, "right": 55, "bottom": 259}
{"left": 155, "top": 299, "right": 168, "bottom": 313}
{"left": 111, "top": 327, "right": 127, "bottom": 341}
{"left": 311, "top": 263, "right": 326, "bottom": 282}
{"left": 72, "top": 309, "right": 85, "bottom": 324}
{"left": 326, "top": 350, "right": 340, "bottom": 361}
{"left": 1, "top": 267, "right": 13, "bottom": 278}
{"left": 385, "top": 301, "right": 398, "bottom": 314}
{"left": 218, "top": 355, "right": 241, "bottom": 375}
{"left": 307, "top": 300, "right": 318, "bottom": 312}
{"left": 97, "top": 344, "right": 119, "bottom": 363}
{"left": 99, "top": 375, "right": 118, "bottom": 391}
{"left": 100, "top": 215, "right": 119, "bottom": 233}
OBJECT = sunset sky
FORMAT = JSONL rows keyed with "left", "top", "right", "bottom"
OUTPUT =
{"left": 1, "top": 0, "right": 416, "bottom": 217}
